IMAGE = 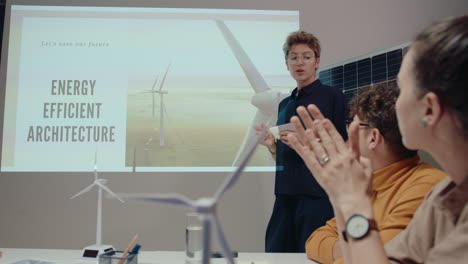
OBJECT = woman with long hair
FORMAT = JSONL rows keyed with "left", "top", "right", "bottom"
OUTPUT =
{"left": 288, "top": 15, "right": 468, "bottom": 263}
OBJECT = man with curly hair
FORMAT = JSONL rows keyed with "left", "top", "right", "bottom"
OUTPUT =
{"left": 305, "top": 84, "right": 446, "bottom": 264}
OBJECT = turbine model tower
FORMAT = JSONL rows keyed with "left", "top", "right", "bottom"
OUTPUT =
{"left": 70, "top": 152, "right": 124, "bottom": 258}
{"left": 113, "top": 129, "right": 268, "bottom": 264}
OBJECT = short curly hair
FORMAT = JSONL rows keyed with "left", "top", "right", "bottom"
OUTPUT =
{"left": 349, "top": 84, "right": 417, "bottom": 158}
{"left": 283, "top": 31, "right": 321, "bottom": 60}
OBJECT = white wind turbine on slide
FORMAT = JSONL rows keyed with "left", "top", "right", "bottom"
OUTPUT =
{"left": 146, "top": 73, "right": 159, "bottom": 119}
{"left": 155, "top": 63, "right": 171, "bottom": 147}
{"left": 215, "top": 20, "right": 286, "bottom": 166}
{"left": 134, "top": 63, "right": 171, "bottom": 169}
{"left": 142, "top": 63, "right": 172, "bottom": 147}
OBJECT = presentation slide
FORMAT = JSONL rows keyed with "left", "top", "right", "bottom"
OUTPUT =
{"left": 1, "top": 5, "right": 299, "bottom": 172}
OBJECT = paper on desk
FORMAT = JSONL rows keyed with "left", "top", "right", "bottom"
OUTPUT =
{"left": 211, "top": 260, "right": 268, "bottom": 264}
{"left": 12, "top": 260, "right": 96, "bottom": 264}
{"left": 136, "top": 261, "right": 268, "bottom": 264}
{"left": 128, "top": 260, "right": 268, "bottom": 264}
{"left": 269, "top": 123, "right": 296, "bottom": 140}
{"left": 12, "top": 260, "right": 56, "bottom": 264}
{"left": 11, "top": 258, "right": 268, "bottom": 264}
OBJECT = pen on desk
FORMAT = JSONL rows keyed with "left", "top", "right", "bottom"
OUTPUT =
{"left": 117, "top": 234, "right": 139, "bottom": 264}
{"left": 130, "top": 244, "right": 141, "bottom": 255}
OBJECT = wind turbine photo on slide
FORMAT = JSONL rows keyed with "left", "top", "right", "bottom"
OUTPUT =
{"left": 70, "top": 152, "right": 124, "bottom": 258}
{"left": 215, "top": 20, "right": 286, "bottom": 166}
{"left": 133, "top": 63, "right": 171, "bottom": 168}
{"left": 142, "top": 63, "right": 172, "bottom": 147}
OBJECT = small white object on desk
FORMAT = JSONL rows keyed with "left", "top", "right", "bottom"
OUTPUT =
{"left": 81, "top": 244, "right": 114, "bottom": 259}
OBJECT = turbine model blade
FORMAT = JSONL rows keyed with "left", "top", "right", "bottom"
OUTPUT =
{"left": 115, "top": 193, "right": 194, "bottom": 208}
{"left": 214, "top": 126, "right": 267, "bottom": 201}
{"left": 159, "top": 63, "right": 171, "bottom": 92}
{"left": 211, "top": 214, "right": 235, "bottom": 264}
{"left": 231, "top": 110, "right": 274, "bottom": 167}
{"left": 70, "top": 183, "right": 95, "bottom": 199}
{"left": 96, "top": 181, "right": 124, "bottom": 203}
{"left": 215, "top": 20, "right": 269, "bottom": 94}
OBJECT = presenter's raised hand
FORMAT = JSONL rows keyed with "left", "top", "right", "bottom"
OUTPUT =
{"left": 279, "top": 130, "right": 298, "bottom": 146}
{"left": 255, "top": 123, "right": 275, "bottom": 148}
{"left": 287, "top": 104, "right": 373, "bottom": 205}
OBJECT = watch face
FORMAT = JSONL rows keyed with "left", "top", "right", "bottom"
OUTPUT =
{"left": 346, "top": 215, "right": 370, "bottom": 239}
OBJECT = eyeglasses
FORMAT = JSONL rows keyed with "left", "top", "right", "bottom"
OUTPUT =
{"left": 287, "top": 55, "right": 315, "bottom": 65}
{"left": 346, "top": 119, "right": 370, "bottom": 129}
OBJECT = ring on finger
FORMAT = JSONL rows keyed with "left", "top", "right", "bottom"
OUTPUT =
{"left": 319, "top": 154, "right": 330, "bottom": 165}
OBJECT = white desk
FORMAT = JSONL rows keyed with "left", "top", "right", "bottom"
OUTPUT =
{"left": 0, "top": 249, "right": 317, "bottom": 264}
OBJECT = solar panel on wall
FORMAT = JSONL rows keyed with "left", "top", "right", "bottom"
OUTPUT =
{"left": 344, "top": 62, "right": 357, "bottom": 90}
{"left": 319, "top": 69, "right": 332, "bottom": 86}
{"left": 372, "top": 53, "right": 387, "bottom": 83}
{"left": 387, "top": 49, "right": 402, "bottom": 79}
{"left": 331, "top": 66, "right": 343, "bottom": 90}
{"left": 344, "top": 89, "right": 358, "bottom": 104}
{"left": 357, "top": 58, "right": 371, "bottom": 87}
{"left": 318, "top": 47, "right": 405, "bottom": 103}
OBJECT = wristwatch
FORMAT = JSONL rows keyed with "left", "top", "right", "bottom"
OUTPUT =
{"left": 342, "top": 214, "right": 378, "bottom": 242}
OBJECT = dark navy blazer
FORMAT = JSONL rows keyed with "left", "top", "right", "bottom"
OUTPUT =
{"left": 275, "top": 79, "right": 348, "bottom": 197}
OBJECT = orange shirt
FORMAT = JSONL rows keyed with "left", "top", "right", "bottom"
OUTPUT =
{"left": 305, "top": 155, "right": 446, "bottom": 264}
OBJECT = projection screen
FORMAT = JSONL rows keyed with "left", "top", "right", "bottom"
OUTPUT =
{"left": 0, "top": 1, "right": 299, "bottom": 172}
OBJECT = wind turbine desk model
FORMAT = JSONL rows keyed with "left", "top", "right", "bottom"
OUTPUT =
{"left": 70, "top": 152, "right": 124, "bottom": 258}
{"left": 114, "top": 128, "right": 268, "bottom": 264}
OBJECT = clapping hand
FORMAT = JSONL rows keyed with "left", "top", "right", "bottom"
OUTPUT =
{"left": 287, "top": 104, "right": 373, "bottom": 206}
